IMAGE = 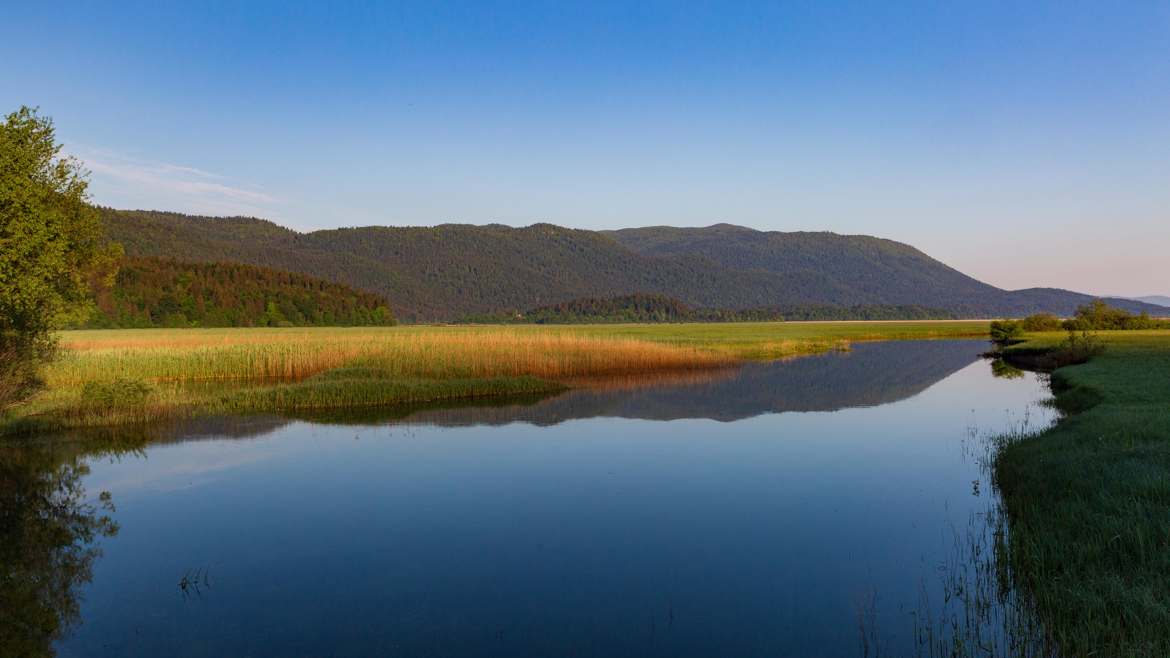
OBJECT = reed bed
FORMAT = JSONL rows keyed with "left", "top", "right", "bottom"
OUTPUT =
{"left": 48, "top": 329, "right": 735, "bottom": 386}
{"left": 4, "top": 322, "right": 989, "bottom": 436}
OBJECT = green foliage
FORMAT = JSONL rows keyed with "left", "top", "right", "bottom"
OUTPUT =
{"left": 77, "top": 257, "right": 396, "bottom": 328}
{"left": 1020, "top": 312, "right": 1061, "bottom": 332}
{"left": 989, "top": 319, "right": 1023, "bottom": 343}
{"left": 1062, "top": 299, "right": 1167, "bottom": 331}
{"left": 0, "top": 107, "right": 119, "bottom": 408}
{"left": 98, "top": 209, "right": 1167, "bottom": 322}
{"left": 460, "top": 293, "right": 957, "bottom": 324}
{"left": 80, "top": 377, "right": 154, "bottom": 409}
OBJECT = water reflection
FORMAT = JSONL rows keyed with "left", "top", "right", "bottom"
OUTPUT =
{"left": 0, "top": 440, "right": 123, "bottom": 657}
{"left": 0, "top": 340, "right": 1058, "bottom": 657}
{"left": 95, "top": 339, "right": 989, "bottom": 441}
{"left": 391, "top": 339, "right": 985, "bottom": 426}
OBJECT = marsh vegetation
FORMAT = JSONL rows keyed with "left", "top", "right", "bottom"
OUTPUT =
{"left": 1, "top": 321, "right": 988, "bottom": 436}
{"left": 992, "top": 330, "right": 1170, "bottom": 656}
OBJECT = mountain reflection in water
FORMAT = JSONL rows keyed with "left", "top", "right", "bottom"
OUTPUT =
{"left": 126, "top": 339, "right": 989, "bottom": 440}
{"left": 1, "top": 339, "right": 1056, "bottom": 658}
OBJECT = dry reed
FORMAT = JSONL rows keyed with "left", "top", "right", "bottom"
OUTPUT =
{"left": 48, "top": 329, "right": 735, "bottom": 386}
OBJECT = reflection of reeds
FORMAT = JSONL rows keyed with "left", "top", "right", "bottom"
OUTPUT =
{"left": 179, "top": 567, "right": 211, "bottom": 599}
{"left": 899, "top": 408, "right": 1056, "bottom": 658}
{"left": 559, "top": 365, "right": 743, "bottom": 392}
{"left": 907, "top": 505, "right": 1055, "bottom": 658}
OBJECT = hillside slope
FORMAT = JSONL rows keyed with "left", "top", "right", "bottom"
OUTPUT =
{"left": 82, "top": 256, "right": 395, "bottom": 328}
{"left": 99, "top": 209, "right": 1162, "bottom": 321}
{"left": 1131, "top": 295, "right": 1170, "bottom": 308}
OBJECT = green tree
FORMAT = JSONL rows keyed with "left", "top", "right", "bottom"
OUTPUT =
{"left": 1020, "top": 312, "right": 1062, "bottom": 332}
{"left": 989, "top": 319, "right": 1023, "bottom": 343}
{"left": 0, "top": 107, "right": 118, "bottom": 408}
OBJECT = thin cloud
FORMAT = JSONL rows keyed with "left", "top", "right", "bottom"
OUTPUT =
{"left": 72, "top": 148, "right": 279, "bottom": 217}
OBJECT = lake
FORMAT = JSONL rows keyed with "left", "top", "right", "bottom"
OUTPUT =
{"left": 1, "top": 340, "right": 1055, "bottom": 657}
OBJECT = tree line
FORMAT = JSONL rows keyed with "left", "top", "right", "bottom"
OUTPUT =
{"left": 991, "top": 300, "right": 1169, "bottom": 343}
{"left": 457, "top": 293, "right": 956, "bottom": 324}
{"left": 77, "top": 257, "right": 395, "bottom": 328}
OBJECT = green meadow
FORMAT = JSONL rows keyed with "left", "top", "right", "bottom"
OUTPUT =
{"left": 995, "top": 330, "right": 1170, "bottom": 656}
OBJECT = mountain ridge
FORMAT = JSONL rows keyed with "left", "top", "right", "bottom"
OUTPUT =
{"left": 1123, "top": 295, "right": 1170, "bottom": 308}
{"left": 99, "top": 208, "right": 1163, "bottom": 321}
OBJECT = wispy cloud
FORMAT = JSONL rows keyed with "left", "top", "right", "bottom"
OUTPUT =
{"left": 72, "top": 147, "right": 279, "bottom": 217}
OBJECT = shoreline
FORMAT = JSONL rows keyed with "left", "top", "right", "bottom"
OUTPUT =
{"left": 992, "top": 330, "right": 1170, "bottom": 655}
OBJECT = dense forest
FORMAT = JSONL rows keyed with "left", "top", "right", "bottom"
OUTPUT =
{"left": 99, "top": 209, "right": 1166, "bottom": 322}
{"left": 458, "top": 293, "right": 957, "bottom": 324}
{"left": 76, "top": 257, "right": 396, "bottom": 328}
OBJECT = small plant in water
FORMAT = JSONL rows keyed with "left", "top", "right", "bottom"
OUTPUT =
{"left": 905, "top": 406, "right": 1059, "bottom": 658}
{"left": 178, "top": 567, "right": 211, "bottom": 598}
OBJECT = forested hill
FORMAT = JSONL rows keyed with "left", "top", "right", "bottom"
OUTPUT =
{"left": 99, "top": 209, "right": 1163, "bottom": 322}
{"left": 459, "top": 293, "right": 956, "bottom": 324}
{"left": 78, "top": 257, "right": 396, "bottom": 328}
{"left": 605, "top": 224, "right": 994, "bottom": 304}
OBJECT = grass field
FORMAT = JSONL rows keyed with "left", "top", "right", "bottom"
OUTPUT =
{"left": 1, "top": 321, "right": 988, "bottom": 435}
{"left": 994, "top": 330, "right": 1170, "bottom": 656}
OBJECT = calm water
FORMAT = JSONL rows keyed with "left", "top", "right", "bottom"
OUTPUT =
{"left": 2, "top": 340, "right": 1055, "bottom": 657}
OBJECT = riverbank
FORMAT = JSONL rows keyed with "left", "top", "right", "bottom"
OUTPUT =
{"left": 1, "top": 321, "right": 988, "bottom": 436}
{"left": 994, "top": 330, "right": 1170, "bottom": 656}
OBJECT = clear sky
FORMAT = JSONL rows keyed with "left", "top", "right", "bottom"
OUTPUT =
{"left": 3, "top": 1, "right": 1167, "bottom": 295}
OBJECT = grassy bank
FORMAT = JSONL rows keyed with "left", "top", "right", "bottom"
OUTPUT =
{"left": 994, "top": 330, "right": 1170, "bottom": 656}
{"left": 2, "top": 321, "right": 987, "bottom": 435}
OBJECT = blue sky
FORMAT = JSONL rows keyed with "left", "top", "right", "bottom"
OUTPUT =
{"left": 3, "top": 1, "right": 1168, "bottom": 295}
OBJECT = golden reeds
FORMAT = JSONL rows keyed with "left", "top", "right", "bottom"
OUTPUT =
{"left": 48, "top": 328, "right": 735, "bottom": 386}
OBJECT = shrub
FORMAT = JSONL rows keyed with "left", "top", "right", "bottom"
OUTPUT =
{"left": 1056, "top": 329, "right": 1106, "bottom": 366}
{"left": 80, "top": 378, "right": 155, "bottom": 409}
{"left": 989, "top": 320, "right": 1024, "bottom": 343}
{"left": 1020, "top": 313, "right": 1062, "bottom": 332}
{"left": 1064, "top": 299, "right": 1164, "bottom": 331}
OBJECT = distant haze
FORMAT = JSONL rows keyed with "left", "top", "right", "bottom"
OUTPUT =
{"left": 3, "top": 2, "right": 1168, "bottom": 295}
{"left": 1125, "top": 296, "right": 1170, "bottom": 309}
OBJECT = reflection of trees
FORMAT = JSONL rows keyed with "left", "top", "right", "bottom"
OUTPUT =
{"left": 990, "top": 358, "right": 1026, "bottom": 379}
{"left": 0, "top": 443, "right": 120, "bottom": 657}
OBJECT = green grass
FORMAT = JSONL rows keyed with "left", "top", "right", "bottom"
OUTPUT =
{"left": 994, "top": 330, "right": 1170, "bottom": 656}
{"left": 0, "top": 321, "right": 988, "bottom": 436}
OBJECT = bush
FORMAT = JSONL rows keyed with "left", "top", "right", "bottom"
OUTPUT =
{"left": 1056, "top": 329, "right": 1106, "bottom": 366}
{"left": 990, "top": 320, "right": 1024, "bottom": 343}
{"left": 1064, "top": 299, "right": 1164, "bottom": 331}
{"left": 80, "top": 378, "right": 155, "bottom": 409}
{"left": 1021, "top": 313, "right": 1062, "bottom": 332}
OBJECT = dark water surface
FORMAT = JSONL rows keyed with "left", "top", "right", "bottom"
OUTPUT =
{"left": 2, "top": 340, "right": 1055, "bottom": 657}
